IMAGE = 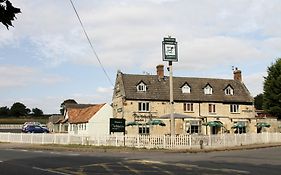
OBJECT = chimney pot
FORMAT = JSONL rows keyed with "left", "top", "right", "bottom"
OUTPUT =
{"left": 233, "top": 68, "right": 242, "bottom": 81}
{"left": 156, "top": 64, "right": 164, "bottom": 79}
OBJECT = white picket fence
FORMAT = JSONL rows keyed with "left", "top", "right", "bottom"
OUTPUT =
{"left": 0, "top": 124, "right": 22, "bottom": 129}
{"left": 0, "top": 132, "right": 280, "bottom": 149}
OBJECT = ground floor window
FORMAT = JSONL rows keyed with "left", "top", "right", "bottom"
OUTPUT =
{"left": 139, "top": 126, "right": 150, "bottom": 135}
{"left": 233, "top": 121, "right": 247, "bottom": 134}
{"left": 186, "top": 120, "right": 201, "bottom": 134}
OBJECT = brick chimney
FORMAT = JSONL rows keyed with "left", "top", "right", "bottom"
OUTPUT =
{"left": 156, "top": 64, "right": 164, "bottom": 79}
{"left": 233, "top": 67, "right": 242, "bottom": 81}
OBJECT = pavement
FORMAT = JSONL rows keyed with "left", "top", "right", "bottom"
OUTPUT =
{"left": 1, "top": 142, "right": 281, "bottom": 153}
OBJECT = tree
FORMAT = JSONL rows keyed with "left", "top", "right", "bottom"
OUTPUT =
{"left": 0, "top": 0, "right": 21, "bottom": 29}
{"left": 10, "top": 102, "right": 30, "bottom": 117}
{"left": 0, "top": 106, "right": 10, "bottom": 116}
{"left": 263, "top": 58, "right": 281, "bottom": 119}
{"left": 32, "top": 108, "right": 44, "bottom": 116}
{"left": 254, "top": 93, "right": 263, "bottom": 110}
{"left": 60, "top": 99, "right": 77, "bottom": 114}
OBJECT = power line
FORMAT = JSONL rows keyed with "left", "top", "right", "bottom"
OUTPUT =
{"left": 69, "top": 0, "right": 114, "bottom": 87}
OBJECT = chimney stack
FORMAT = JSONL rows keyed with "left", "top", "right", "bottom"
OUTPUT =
{"left": 233, "top": 67, "right": 242, "bottom": 81}
{"left": 156, "top": 64, "right": 164, "bottom": 79}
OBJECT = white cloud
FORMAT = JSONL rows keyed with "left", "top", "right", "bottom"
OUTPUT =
{"left": 2, "top": 0, "right": 281, "bottom": 113}
{"left": 0, "top": 65, "right": 67, "bottom": 88}
{"left": 244, "top": 71, "right": 266, "bottom": 96}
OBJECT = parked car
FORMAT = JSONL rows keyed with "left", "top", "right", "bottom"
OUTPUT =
{"left": 22, "top": 122, "right": 41, "bottom": 130}
{"left": 22, "top": 125, "right": 50, "bottom": 133}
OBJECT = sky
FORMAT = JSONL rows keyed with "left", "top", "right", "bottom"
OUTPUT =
{"left": 1, "top": 0, "right": 281, "bottom": 114}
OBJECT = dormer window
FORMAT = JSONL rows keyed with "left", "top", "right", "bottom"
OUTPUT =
{"left": 137, "top": 82, "right": 146, "bottom": 92}
{"left": 225, "top": 85, "right": 234, "bottom": 95}
{"left": 181, "top": 83, "right": 191, "bottom": 93}
{"left": 204, "top": 84, "right": 213, "bottom": 95}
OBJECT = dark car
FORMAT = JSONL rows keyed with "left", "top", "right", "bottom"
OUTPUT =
{"left": 22, "top": 125, "right": 50, "bottom": 133}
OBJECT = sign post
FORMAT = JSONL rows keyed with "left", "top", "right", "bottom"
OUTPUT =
{"left": 162, "top": 36, "right": 178, "bottom": 136}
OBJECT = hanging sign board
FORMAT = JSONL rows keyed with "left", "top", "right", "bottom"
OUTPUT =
{"left": 162, "top": 37, "right": 178, "bottom": 62}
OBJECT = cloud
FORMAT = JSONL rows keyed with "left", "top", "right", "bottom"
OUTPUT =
{"left": 0, "top": 65, "right": 67, "bottom": 88}
{"left": 244, "top": 71, "right": 266, "bottom": 96}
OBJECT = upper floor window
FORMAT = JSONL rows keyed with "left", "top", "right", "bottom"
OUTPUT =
{"left": 204, "top": 84, "right": 213, "bottom": 95}
{"left": 209, "top": 104, "right": 216, "bottom": 113}
{"left": 225, "top": 86, "right": 234, "bottom": 95}
{"left": 138, "top": 102, "right": 150, "bottom": 112}
{"left": 181, "top": 83, "right": 191, "bottom": 93}
{"left": 230, "top": 104, "right": 239, "bottom": 113}
{"left": 137, "top": 82, "right": 146, "bottom": 92}
{"left": 183, "top": 103, "right": 194, "bottom": 112}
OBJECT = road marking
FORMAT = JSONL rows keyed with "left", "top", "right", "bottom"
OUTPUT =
{"left": 0, "top": 160, "right": 3, "bottom": 163}
{"left": 33, "top": 167, "right": 72, "bottom": 175}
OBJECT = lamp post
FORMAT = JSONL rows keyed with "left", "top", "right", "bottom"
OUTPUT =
{"left": 162, "top": 36, "right": 178, "bottom": 136}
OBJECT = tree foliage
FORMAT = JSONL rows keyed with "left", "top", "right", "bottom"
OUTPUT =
{"left": 254, "top": 93, "right": 263, "bottom": 110}
{"left": 0, "top": 0, "right": 21, "bottom": 29}
{"left": 263, "top": 58, "right": 281, "bottom": 119}
{"left": 10, "top": 102, "right": 30, "bottom": 117}
{"left": 60, "top": 99, "right": 77, "bottom": 114}
{"left": 32, "top": 108, "right": 44, "bottom": 116}
{"left": 0, "top": 106, "right": 10, "bottom": 116}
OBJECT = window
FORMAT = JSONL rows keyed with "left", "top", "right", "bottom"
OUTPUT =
{"left": 138, "top": 102, "right": 150, "bottom": 112}
{"left": 230, "top": 104, "right": 239, "bottom": 113}
{"left": 186, "top": 120, "right": 201, "bottom": 134}
{"left": 137, "top": 82, "right": 146, "bottom": 92}
{"left": 183, "top": 103, "right": 194, "bottom": 112}
{"left": 209, "top": 104, "right": 216, "bottom": 113}
{"left": 225, "top": 86, "right": 234, "bottom": 95}
{"left": 139, "top": 126, "right": 150, "bottom": 134}
{"left": 182, "top": 84, "right": 191, "bottom": 93}
{"left": 204, "top": 84, "right": 213, "bottom": 95}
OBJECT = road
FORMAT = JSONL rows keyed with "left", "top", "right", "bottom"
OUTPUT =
{"left": 0, "top": 146, "right": 280, "bottom": 175}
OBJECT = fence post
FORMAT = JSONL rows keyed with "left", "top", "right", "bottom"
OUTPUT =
{"left": 21, "top": 133, "right": 23, "bottom": 143}
{"left": 137, "top": 135, "right": 140, "bottom": 148}
{"left": 42, "top": 134, "right": 44, "bottom": 144}
{"left": 67, "top": 134, "right": 70, "bottom": 144}
{"left": 189, "top": 134, "right": 191, "bottom": 148}
{"left": 223, "top": 134, "right": 226, "bottom": 147}
{"left": 31, "top": 133, "right": 33, "bottom": 144}
{"left": 163, "top": 135, "right": 166, "bottom": 149}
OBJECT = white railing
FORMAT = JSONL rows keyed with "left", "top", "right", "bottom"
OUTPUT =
{"left": 0, "top": 124, "right": 22, "bottom": 129}
{"left": 0, "top": 132, "right": 280, "bottom": 149}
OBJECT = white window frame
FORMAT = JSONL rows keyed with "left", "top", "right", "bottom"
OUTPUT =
{"left": 225, "top": 86, "right": 234, "bottom": 95}
{"left": 137, "top": 82, "right": 146, "bottom": 92}
{"left": 230, "top": 104, "right": 239, "bottom": 113}
{"left": 185, "top": 120, "right": 201, "bottom": 134}
{"left": 138, "top": 125, "right": 150, "bottom": 135}
{"left": 183, "top": 103, "right": 194, "bottom": 112}
{"left": 182, "top": 84, "right": 191, "bottom": 93}
{"left": 138, "top": 102, "right": 150, "bottom": 112}
{"left": 204, "top": 85, "right": 213, "bottom": 95}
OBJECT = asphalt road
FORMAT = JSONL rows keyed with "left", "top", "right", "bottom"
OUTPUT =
{"left": 0, "top": 146, "right": 280, "bottom": 175}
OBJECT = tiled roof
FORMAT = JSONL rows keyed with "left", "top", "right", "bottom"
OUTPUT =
{"left": 118, "top": 73, "right": 253, "bottom": 103}
{"left": 67, "top": 104, "right": 105, "bottom": 124}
